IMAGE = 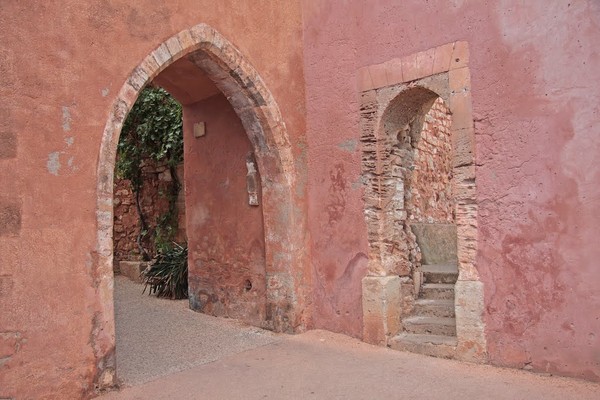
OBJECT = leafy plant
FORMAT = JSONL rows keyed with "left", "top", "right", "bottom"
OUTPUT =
{"left": 116, "top": 86, "right": 183, "bottom": 260}
{"left": 142, "top": 243, "right": 188, "bottom": 299}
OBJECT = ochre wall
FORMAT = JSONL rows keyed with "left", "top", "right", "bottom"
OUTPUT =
{"left": 184, "top": 94, "right": 267, "bottom": 326}
{"left": 302, "top": 0, "right": 600, "bottom": 381}
{"left": 0, "top": 1, "right": 306, "bottom": 398}
{"left": 1, "top": 1, "right": 599, "bottom": 398}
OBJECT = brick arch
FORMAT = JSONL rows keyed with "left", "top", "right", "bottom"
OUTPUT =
{"left": 93, "top": 24, "right": 305, "bottom": 388}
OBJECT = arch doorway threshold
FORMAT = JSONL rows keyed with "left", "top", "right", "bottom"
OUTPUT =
{"left": 113, "top": 276, "right": 279, "bottom": 386}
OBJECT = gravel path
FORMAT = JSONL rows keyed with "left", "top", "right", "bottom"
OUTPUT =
{"left": 114, "top": 275, "right": 279, "bottom": 386}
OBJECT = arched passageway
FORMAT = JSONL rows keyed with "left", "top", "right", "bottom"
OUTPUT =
{"left": 93, "top": 24, "right": 307, "bottom": 388}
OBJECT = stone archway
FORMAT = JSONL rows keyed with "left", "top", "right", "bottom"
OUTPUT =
{"left": 93, "top": 24, "right": 306, "bottom": 389}
{"left": 357, "top": 42, "right": 486, "bottom": 363}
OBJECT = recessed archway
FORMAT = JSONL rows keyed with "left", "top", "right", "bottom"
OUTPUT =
{"left": 357, "top": 42, "right": 486, "bottom": 363}
{"left": 93, "top": 24, "right": 306, "bottom": 389}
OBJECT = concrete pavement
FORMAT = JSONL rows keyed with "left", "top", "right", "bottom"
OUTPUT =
{"left": 102, "top": 276, "right": 599, "bottom": 400}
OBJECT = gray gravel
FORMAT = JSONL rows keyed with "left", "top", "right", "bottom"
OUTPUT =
{"left": 114, "top": 275, "right": 280, "bottom": 386}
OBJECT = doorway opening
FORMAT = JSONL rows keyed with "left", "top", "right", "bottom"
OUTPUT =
{"left": 113, "top": 85, "right": 187, "bottom": 291}
{"left": 93, "top": 24, "right": 306, "bottom": 389}
{"left": 358, "top": 42, "right": 486, "bottom": 363}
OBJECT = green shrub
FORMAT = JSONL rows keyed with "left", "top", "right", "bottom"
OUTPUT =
{"left": 142, "top": 243, "right": 188, "bottom": 299}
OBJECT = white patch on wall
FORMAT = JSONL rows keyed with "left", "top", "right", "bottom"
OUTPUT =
{"left": 246, "top": 154, "right": 259, "bottom": 206}
{"left": 62, "top": 106, "right": 71, "bottom": 132}
{"left": 47, "top": 152, "right": 61, "bottom": 176}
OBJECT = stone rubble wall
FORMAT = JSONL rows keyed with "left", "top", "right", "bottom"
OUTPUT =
{"left": 407, "top": 97, "right": 454, "bottom": 224}
{"left": 113, "top": 161, "right": 185, "bottom": 262}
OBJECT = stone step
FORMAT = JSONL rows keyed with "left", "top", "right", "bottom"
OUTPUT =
{"left": 117, "top": 261, "right": 149, "bottom": 283}
{"left": 421, "top": 264, "right": 458, "bottom": 284}
{"left": 402, "top": 316, "right": 457, "bottom": 336}
{"left": 421, "top": 283, "right": 455, "bottom": 300}
{"left": 389, "top": 333, "right": 457, "bottom": 358}
{"left": 414, "top": 299, "right": 455, "bottom": 318}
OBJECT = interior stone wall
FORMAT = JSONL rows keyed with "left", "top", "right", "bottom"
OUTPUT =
{"left": 406, "top": 97, "right": 454, "bottom": 225}
{"left": 113, "top": 161, "right": 185, "bottom": 262}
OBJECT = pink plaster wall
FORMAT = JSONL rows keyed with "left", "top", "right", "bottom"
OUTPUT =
{"left": 302, "top": 0, "right": 600, "bottom": 381}
{"left": 1, "top": 1, "right": 599, "bottom": 397}
{"left": 184, "top": 94, "right": 267, "bottom": 325}
{"left": 0, "top": 2, "right": 306, "bottom": 398}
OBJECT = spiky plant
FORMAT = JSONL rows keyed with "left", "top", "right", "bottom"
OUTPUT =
{"left": 143, "top": 243, "right": 188, "bottom": 299}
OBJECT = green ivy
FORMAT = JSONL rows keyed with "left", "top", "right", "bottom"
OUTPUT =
{"left": 117, "top": 87, "right": 183, "bottom": 190}
{"left": 116, "top": 86, "right": 184, "bottom": 260}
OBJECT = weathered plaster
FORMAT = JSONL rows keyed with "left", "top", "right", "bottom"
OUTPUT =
{"left": 0, "top": 2, "right": 308, "bottom": 398}
{"left": 302, "top": 0, "right": 599, "bottom": 381}
{"left": 94, "top": 24, "right": 308, "bottom": 390}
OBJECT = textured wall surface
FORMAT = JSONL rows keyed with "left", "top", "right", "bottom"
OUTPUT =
{"left": 302, "top": 0, "right": 600, "bottom": 381}
{"left": 1, "top": 1, "right": 599, "bottom": 398}
{"left": 0, "top": 2, "right": 306, "bottom": 398}
{"left": 407, "top": 97, "right": 454, "bottom": 224}
{"left": 184, "top": 94, "right": 267, "bottom": 326}
{"left": 113, "top": 162, "right": 185, "bottom": 261}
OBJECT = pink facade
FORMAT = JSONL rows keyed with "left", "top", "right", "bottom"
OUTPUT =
{"left": 0, "top": 1, "right": 598, "bottom": 398}
{"left": 302, "top": 0, "right": 600, "bottom": 380}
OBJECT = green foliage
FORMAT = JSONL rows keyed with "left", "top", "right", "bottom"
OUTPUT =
{"left": 143, "top": 243, "right": 188, "bottom": 299}
{"left": 116, "top": 86, "right": 184, "bottom": 260}
{"left": 116, "top": 87, "right": 183, "bottom": 191}
{"left": 155, "top": 211, "right": 178, "bottom": 254}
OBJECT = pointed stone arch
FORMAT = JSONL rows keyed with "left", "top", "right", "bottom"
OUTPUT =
{"left": 93, "top": 24, "right": 307, "bottom": 389}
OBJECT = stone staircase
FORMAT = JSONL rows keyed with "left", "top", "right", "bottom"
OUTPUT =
{"left": 389, "top": 263, "right": 458, "bottom": 358}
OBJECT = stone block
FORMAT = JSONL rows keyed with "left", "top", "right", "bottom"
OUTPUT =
{"left": 389, "top": 333, "right": 456, "bottom": 358}
{"left": 450, "top": 41, "right": 469, "bottom": 70}
{"left": 165, "top": 36, "right": 183, "bottom": 59}
{"left": 357, "top": 67, "right": 373, "bottom": 92}
{"left": 177, "top": 29, "right": 197, "bottom": 52}
{"left": 451, "top": 127, "right": 475, "bottom": 167}
{"left": 410, "top": 223, "right": 457, "bottom": 264}
{"left": 369, "top": 62, "right": 387, "bottom": 89}
{"left": 193, "top": 122, "right": 206, "bottom": 138}
{"left": 189, "top": 24, "right": 215, "bottom": 47}
{"left": 362, "top": 275, "right": 401, "bottom": 345}
{"left": 449, "top": 91, "right": 474, "bottom": 131}
{"left": 401, "top": 53, "right": 419, "bottom": 82}
{"left": 118, "top": 261, "right": 148, "bottom": 283}
{"left": 127, "top": 65, "right": 149, "bottom": 91}
{"left": 449, "top": 66, "right": 471, "bottom": 93}
{"left": 140, "top": 55, "right": 161, "bottom": 79}
{"left": 432, "top": 43, "right": 454, "bottom": 75}
{"left": 454, "top": 280, "right": 487, "bottom": 362}
{"left": 384, "top": 58, "right": 403, "bottom": 86}
{"left": 119, "top": 81, "right": 140, "bottom": 108}
{"left": 416, "top": 47, "right": 435, "bottom": 79}
{"left": 151, "top": 43, "right": 172, "bottom": 67}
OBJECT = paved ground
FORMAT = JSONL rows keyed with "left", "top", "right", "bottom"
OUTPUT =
{"left": 113, "top": 276, "right": 279, "bottom": 385}
{"left": 103, "top": 276, "right": 600, "bottom": 399}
